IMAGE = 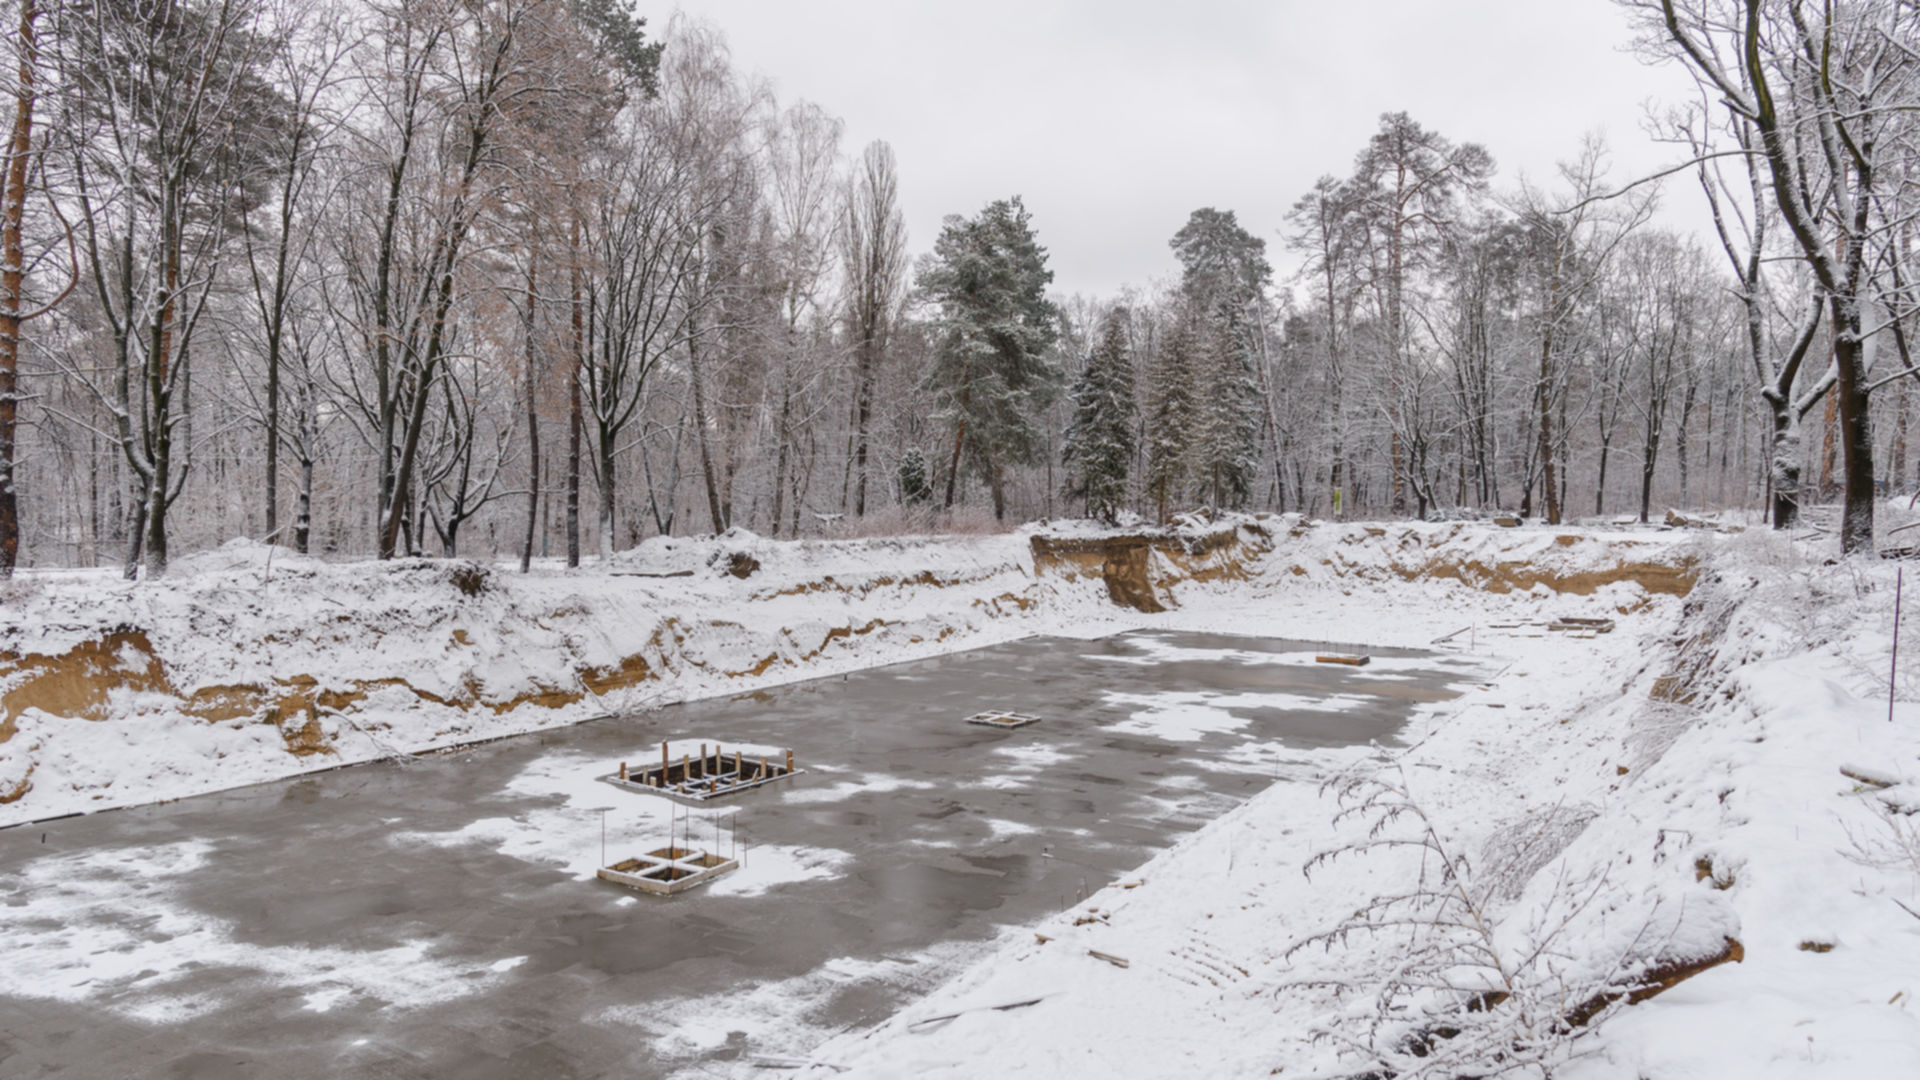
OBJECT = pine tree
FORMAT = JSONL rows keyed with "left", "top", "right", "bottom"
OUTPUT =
{"left": 897, "top": 447, "right": 932, "bottom": 505}
{"left": 1063, "top": 309, "right": 1137, "bottom": 524}
{"left": 1144, "top": 310, "right": 1201, "bottom": 521}
{"left": 1169, "top": 208, "right": 1271, "bottom": 510}
{"left": 1195, "top": 323, "right": 1261, "bottom": 507}
{"left": 919, "top": 196, "right": 1062, "bottom": 521}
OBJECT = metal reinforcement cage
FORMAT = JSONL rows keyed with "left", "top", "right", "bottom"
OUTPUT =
{"left": 600, "top": 742, "right": 800, "bottom": 801}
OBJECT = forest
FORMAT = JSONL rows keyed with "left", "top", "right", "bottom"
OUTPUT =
{"left": 2, "top": 0, "right": 1917, "bottom": 577}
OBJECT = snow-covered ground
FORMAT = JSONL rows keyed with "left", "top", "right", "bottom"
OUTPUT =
{"left": 11, "top": 516, "right": 1915, "bottom": 1078}
{"left": 0, "top": 529, "right": 1055, "bottom": 825}
{"left": 798, "top": 528, "right": 1920, "bottom": 1079}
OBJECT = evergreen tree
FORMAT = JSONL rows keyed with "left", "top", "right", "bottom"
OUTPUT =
{"left": 897, "top": 447, "right": 932, "bottom": 505}
{"left": 1143, "top": 309, "right": 1201, "bottom": 521}
{"left": 1195, "top": 324, "right": 1261, "bottom": 507}
{"left": 1169, "top": 208, "right": 1271, "bottom": 510}
{"left": 568, "top": 0, "right": 665, "bottom": 94}
{"left": 1063, "top": 309, "right": 1137, "bottom": 524}
{"left": 919, "top": 196, "right": 1062, "bottom": 521}
{"left": 1171, "top": 208, "right": 1272, "bottom": 313}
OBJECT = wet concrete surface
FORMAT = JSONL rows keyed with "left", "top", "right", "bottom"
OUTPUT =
{"left": 0, "top": 631, "right": 1483, "bottom": 1078}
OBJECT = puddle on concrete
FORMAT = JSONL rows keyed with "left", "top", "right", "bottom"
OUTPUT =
{"left": 0, "top": 631, "right": 1485, "bottom": 1079}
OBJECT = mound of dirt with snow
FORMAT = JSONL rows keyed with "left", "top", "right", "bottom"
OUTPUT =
{"left": 1, "top": 520, "right": 1705, "bottom": 826}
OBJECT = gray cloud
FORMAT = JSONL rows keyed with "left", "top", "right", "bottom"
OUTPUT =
{"left": 665, "top": 0, "right": 1707, "bottom": 298}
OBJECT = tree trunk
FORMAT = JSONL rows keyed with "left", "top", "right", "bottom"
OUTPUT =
{"left": 1833, "top": 297, "right": 1877, "bottom": 553}
{"left": 1595, "top": 439, "right": 1611, "bottom": 516}
{"left": 851, "top": 337, "right": 876, "bottom": 516}
{"left": 144, "top": 178, "right": 181, "bottom": 578}
{"left": 122, "top": 482, "right": 146, "bottom": 580}
{"left": 296, "top": 452, "right": 312, "bottom": 554}
{"left": 1893, "top": 380, "right": 1909, "bottom": 496}
{"left": 1535, "top": 328, "right": 1558, "bottom": 525}
{"left": 688, "top": 330, "right": 725, "bottom": 533}
{"left": 0, "top": 0, "right": 37, "bottom": 578}
{"left": 1638, "top": 432, "right": 1660, "bottom": 525}
{"left": 566, "top": 365, "right": 581, "bottom": 569}
{"left": 942, "top": 379, "right": 972, "bottom": 510}
{"left": 521, "top": 260, "right": 540, "bottom": 573}
{"left": 1819, "top": 381, "right": 1838, "bottom": 501}
{"left": 597, "top": 427, "right": 615, "bottom": 562}
{"left": 1677, "top": 381, "right": 1697, "bottom": 506}
{"left": 566, "top": 224, "right": 583, "bottom": 568}
{"left": 770, "top": 376, "right": 792, "bottom": 537}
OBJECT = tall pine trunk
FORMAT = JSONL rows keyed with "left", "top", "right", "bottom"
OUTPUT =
{"left": 0, "top": 0, "right": 37, "bottom": 578}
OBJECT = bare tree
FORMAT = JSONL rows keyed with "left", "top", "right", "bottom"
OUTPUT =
{"left": 239, "top": 2, "right": 347, "bottom": 549}
{"left": 1629, "top": 0, "right": 1920, "bottom": 551}
{"left": 55, "top": 0, "right": 283, "bottom": 577}
{"left": 1509, "top": 139, "right": 1650, "bottom": 524}
{"left": 763, "top": 100, "right": 841, "bottom": 537}
{"left": 1348, "top": 112, "right": 1492, "bottom": 515}
{"left": 839, "top": 139, "right": 906, "bottom": 519}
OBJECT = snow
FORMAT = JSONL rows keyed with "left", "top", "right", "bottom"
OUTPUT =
{"left": 705, "top": 844, "right": 853, "bottom": 898}
{"left": 787, "top": 525, "right": 1918, "bottom": 1078}
{"left": 0, "top": 532, "right": 1049, "bottom": 827}
{"left": 16, "top": 518, "right": 1920, "bottom": 1077}
{"left": 1102, "top": 688, "right": 1373, "bottom": 742}
{"left": 0, "top": 837, "right": 529, "bottom": 1024}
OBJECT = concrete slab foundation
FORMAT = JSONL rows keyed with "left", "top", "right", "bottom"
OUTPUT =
{"left": 965, "top": 710, "right": 1042, "bottom": 729}
{"left": 598, "top": 849, "right": 740, "bottom": 895}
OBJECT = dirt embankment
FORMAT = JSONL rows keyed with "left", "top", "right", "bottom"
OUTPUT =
{"left": 1032, "top": 518, "right": 1700, "bottom": 614}
{"left": 0, "top": 543, "right": 1044, "bottom": 808}
{"left": 0, "top": 522, "right": 1705, "bottom": 811}
{"left": 1275, "top": 520, "right": 1701, "bottom": 605}
{"left": 0, "top": 623, "right": 652, "bottom": 781}
{"left": 1030, "top": 521, "right": 1274, "bottom": 612}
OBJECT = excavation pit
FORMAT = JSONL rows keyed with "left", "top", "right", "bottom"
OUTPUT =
{"left": 9, "top": 631, "right": 1490, "bottom": 1079}
{"left": 966, "top": 710, "right": 1042, "bottom": 729}
{"left": 597, "top": 850, "right": 740, "bottom": 896}
{"left": 601, "top": 741, "right": 800, "bottom": 801}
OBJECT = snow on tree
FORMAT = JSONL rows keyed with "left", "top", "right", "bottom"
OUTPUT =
{"left": 1062, "top": 308, "right": 1137, "bottom": 524}
{"left": 896, "top": 446, "right": 932, "bottom": 506}
{"left": 1143, "top": 308, "right": 1201, "bottom": 521}
{"left": 1194, "top": 322, "right": 1263, "bottom": 509}
{"left": 1171, "top": 208, "right": 1271, "bottom": 510}
{"left": 918, "top": 196, "right": 1062, "bottom": 521}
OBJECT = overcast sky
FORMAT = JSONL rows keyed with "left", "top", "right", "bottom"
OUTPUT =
{"left": 661, "top": 0, "right": 1707, "bottom": 299}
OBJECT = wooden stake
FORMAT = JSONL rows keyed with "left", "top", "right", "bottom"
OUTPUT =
{"left": 619, "top": 761, "right": 627, "bottom": 780}
{"left": 786, "top": 748, "right": 794, "bottom": 774}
